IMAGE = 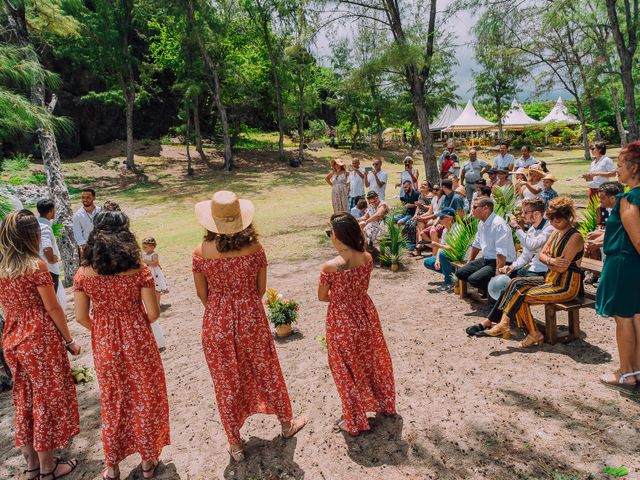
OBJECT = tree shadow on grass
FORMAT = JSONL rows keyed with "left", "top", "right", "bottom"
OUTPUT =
{"left": 342, "top": 414, "right": 409, "bottom": 467}
{"left": 488, "top": 337, "right": 612, "bottom": 365}
{"left": 222, "top": 435, "right": 304, "bottom": 480}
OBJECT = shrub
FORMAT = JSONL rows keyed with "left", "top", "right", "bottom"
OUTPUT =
{"left": 379, "top": 211, "right": 408, "bottom": 267}
{"left": 265, "top": 289, "right": 299, "bottom": 327}
{"left": 577, "top": 195, "right": 600, "bottom": 238}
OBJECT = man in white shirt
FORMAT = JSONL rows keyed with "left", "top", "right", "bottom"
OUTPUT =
{"left": 456, "top": 197, "right": 516, "bottom": 300}
{"left": 36, "top": 199, "right": 61, "bottom": 292}
{"left": 365, "top": 159, "right": 388, "bottom": 200}
{"left": 348, "top": 159, "right": 366, "bottom": 210}
{"left": 514, "top": 145, "right": 537, "bottom": 169}
{"left": 493, "top": 142, "right": 515, "bottom": 178}
{"left": 72, "top": 188, "right": 101, "bottom": 258}
{"left": 460, "top": 149, "right": 489, "bottom": 203}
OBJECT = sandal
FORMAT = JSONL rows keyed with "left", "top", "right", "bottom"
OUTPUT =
{"left": 102, "top": 469, "right": 120, "bottom": 480}
{"left": 40, "top": 458, "right": 77, "bottom": 480}
{"left": 519, "top": 332, "right": 544, "bottom": 348}
{"left": 281, "top": 416, "right": 307, "bottom": 439}
{"left": 141, "top": 459, "right": 159, "bottom": 479}
{"left": 24, "top": 467, "right": 39, "bottom": 480}
{"left": 226, "top": 444, "right": 245, "bottom": 462}
{"left": 332, "top": 417, "right": 359, "bottom": 436}
{"left": 600, "top": 371, "right": 640, "bottom": 394}
{"left": 465, "top": 323, "right": 488, "bottom": 336}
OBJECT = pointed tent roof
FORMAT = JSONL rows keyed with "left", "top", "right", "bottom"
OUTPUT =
{"left": 443, "top": 100, "right": 495, "bottom": 132}
{"left": 431, "top": 104, "right": 464, "bottom": 132}
{"left": 542, "top": 97, "right": 580, "bottom": 125}
{"left": 501, "top": 99, "right": 541, "bottom": 130}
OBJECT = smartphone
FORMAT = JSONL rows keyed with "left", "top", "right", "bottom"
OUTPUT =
{"left": 365, "top": 166, "right": 373, "bottom": 173}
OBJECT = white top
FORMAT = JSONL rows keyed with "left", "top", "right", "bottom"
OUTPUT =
{"left": 493, "top": 153, "right": 515, "bottom": 170}
{"left": 462, "top": 160, "right": 488, "bottom": 183}
{"left": 400, "top": 167, "right": 418, "bottom": 188}
{"left": 348, "top": 167, "right": 366, "bottom": 197}
{"left": 431, "top": 195, "right": 443, "bottom": 214}
{"left": 522, "top": 181, "right": 544, "bottom": 200}
{"left": 72, "top": 205, "right": 101, "bottom": 246}
{"left": 589, "top": 155, "right": 615, "bottom": 188}
{"left": 472, "top": 213, "right": 517, "bottom": 262}
{"left": 515, "top": 156, "right": 537, "bottom": 169}
{"left": 512, "top": 220, "right": 555, "bottom": 273}
{"left": 367, "top": 170, "right": 388, "bottom": 200}
{"left": 38, "top": 217, "right": 61, "bottom": 275}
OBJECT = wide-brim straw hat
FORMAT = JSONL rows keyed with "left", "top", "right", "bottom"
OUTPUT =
{"left": 515, "top": 167, "right": 527, "bottom": 175}
{"left": 195, "top": 191, "right": 255, "bottom": 234}
{"left": 527, "top": 165, "right": 546, "bottom": 178}
{"left": 543, "top": 174, "right": 557, "bottom": 182}
{"left": 332, "top": 158, "right": 345, "bottom": 167}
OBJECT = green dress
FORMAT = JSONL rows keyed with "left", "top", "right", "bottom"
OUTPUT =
{"left": 596, "top": 186, "right": 640, "bottom": 317}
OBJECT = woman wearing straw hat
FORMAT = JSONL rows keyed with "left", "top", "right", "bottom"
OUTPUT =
{"left": 326, "top": 159, "right": 349, "bottom": 213}
{"left": 520, "top": 164, "right": 545, "bottom": 200}
{"left": 192, "top": 191, "right": 307, "bottom": 462}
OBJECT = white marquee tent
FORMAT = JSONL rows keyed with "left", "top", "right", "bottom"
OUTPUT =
{"left": 431, "top": 104, "right": 464, "bottom": 132}
{"left": 443, "top": 100, "right": 495, "bottom": 132}
{"left": 542, "top": 97, "right": 580, "bottom": 125}
{"left": 501, "top": 99, "right": 540, "bottom": 130}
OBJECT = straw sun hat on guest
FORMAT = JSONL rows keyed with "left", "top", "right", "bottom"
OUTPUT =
{"left": 195, "top": 190, "right": 255, "bottom": 235}
{"left": 527, "top": 164, "right": 545, "bottom": 179}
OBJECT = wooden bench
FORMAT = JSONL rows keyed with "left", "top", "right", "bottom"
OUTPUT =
{"left": 451, "top": 261, "right": 486, "bottom": 303}
{"left": 579, "top": 258, "right": 604, "bottom": 300}
{"left": 535, "top": 297, "right": 596, "bottom": 345}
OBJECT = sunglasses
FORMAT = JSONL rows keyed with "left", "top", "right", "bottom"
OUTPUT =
{"left": 589, "top": 146, "right": 596, "bottom": 151}
{"left": 325, "top": 229, "right": 332, "bottom": 238}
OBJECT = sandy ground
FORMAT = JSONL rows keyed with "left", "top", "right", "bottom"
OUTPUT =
{"left": 2, "top": 249, "right": 640, "bottom": 480}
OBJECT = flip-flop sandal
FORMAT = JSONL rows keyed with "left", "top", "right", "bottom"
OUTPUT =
{"left": 226, "top": 445, "right": 245, "bottom": 462}
{"left": 39, "top": 458, "right": 77, "bottom": 480}
{"left": 102, "top": 469, "right": 120, "bottom": 480}
{"left": 281, "top": 416, "right": 307, "bottom": 439}
{"left": 141, "top": 459, "right": 159, "bottom": 479}
{"left": 600, "top": 371, "right": 640, "bottom": 394}
{"left": 24, "top": 466, "right": 39, "bottom": 480}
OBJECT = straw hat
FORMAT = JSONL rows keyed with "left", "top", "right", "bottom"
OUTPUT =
{"left": 527, "top": 164, "right": 546, "bottom": 178}
{"left": 515, "top": 167, "right": 527, "bottom": 176}
{"left": 331, "top": 158, "right": 345, "bottom": 167}
{"left": 455, "top": 185, "right": 466, "bottom": 196}
{"left": 543, "top": 174, "right": 557, "bottom": 182}
{"left": 195, "top": 191, "right": 255, "bottom": 234}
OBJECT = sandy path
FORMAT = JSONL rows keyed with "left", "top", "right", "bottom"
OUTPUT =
{"left": 2, "top": 251, "right": 640, "bottom": 480}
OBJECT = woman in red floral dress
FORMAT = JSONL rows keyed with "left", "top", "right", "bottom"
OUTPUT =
{"left": 192, "top": 191, "right": 306, "bottom": 462}
{"left": 74, "top": 211, "right": 169, "bottom": 480}
{"left": 0, "top": 210, "right": 80, "bottom": 480}
{"left": 318, "top": 212, "right": 396, "bottom": 436}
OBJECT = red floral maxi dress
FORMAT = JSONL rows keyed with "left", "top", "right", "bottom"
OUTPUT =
{"left": 0, "top": 270, "right": 79, "bottom": 451}
{"left": 192, "top": 249, "right": 293, "bottom": 445}
{"left": 73, "top": 269, "right": 170, "bottom": 466}
{"left": 320, "top": 260, "right": 396, "bottom": 435}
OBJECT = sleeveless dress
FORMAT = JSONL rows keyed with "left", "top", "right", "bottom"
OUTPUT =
{"left": 143, "top": 253, "right": 169, "bottom": 293}
{"left": 0, "top": 269, "right": 79, "bottom": 451}
{"left": 332, "top": 172, "right": 349, "bottom": 213}
{"left": 73, "top": 268, "right": 170, "bottom": 466}
{"left": 596, "top": 187, "right": 640, "bottom": 317}
{"left": 319, "top": 259, "right": 396, "bottom": 435}
{"left": 192, "top": 249, "right": 293, "bottom": 445}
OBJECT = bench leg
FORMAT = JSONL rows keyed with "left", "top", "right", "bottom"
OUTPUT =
{"left": 459, "top": 280, "right": 467, "bottom": 299}
{"left": 568, "top": 309, "right": 580, "bottom": 340}
{"left": 544, "top": 304, "right": 558, "bottom": 345}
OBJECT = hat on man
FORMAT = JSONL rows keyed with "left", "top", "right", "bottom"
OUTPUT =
{"left": 195, "top": 190, "right": 255, "bottom": 234}
{"left": 435, "top": 207, "right": 456, "bottom": 218}
{"left": 486, "top": 169, "right": 498, "bottom": 175}
{"left": 543, "top": 174, "right": 557, "bottom": 182}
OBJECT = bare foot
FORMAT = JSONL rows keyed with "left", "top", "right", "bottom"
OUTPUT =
{"left": 281, "top": 416, "right": 307, "bottom": 438}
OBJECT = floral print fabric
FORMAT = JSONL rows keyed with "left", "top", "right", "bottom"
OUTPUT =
{"left": 320, "top": 260, "right": 396, "bottom": 434}
{"left": 0, "top": 269, "right": 79, "bottom": 451}
{"left": 192, "top": 249, "right": 293, "bottom": 445}
{"left": 74, "top": 268, "right": 170, "bottom": 466}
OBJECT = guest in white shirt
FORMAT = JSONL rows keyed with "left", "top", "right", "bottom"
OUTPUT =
{"left": 348, "top": 159, "right": 366, "bottom": 210}
{"left": 365, "top": 159, "right": 388, "bottom": 201}
{"left": 395, "top": 156, "right": 419, "bottom": 191}
{"left": 456, "top": 197, "right": 516, "bottom": 305}
{"left": 36, "top": 199, "right": 61, "bottom": 292}
{"left": 582, "top": 141, "right": 616, "bottom": 198}
{"left": 514, "top": 145, "right": 537, "bottom": 169}
{"left": 518, "top": 165, "right": 545, "bottom": 201}
{"left": 493, "top": 142, "right": 515, "bottom": 178}
{"left": 72, "top": 188, "right": 101, "bottom": 258}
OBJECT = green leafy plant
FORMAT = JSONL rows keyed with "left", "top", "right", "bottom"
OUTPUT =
{"left": 444, "top": 215, "right": 479, "bottom": 262}
{"left": 602, "top": 466, "right": 629, "bottom": 477}
{"left": 492, "top": 184, "right": 518, "bottom": 219}
{"left": 70, "top": 367, "right": 95, "bottom": 384}
{"left": 0, "top": 193, "right": 13, "bottom": 221}
{"left": 577, "top": 194, "right": 600, "bottom": 238}
{"left": 52, "top": 223, "right": 64, "bottom": 238}
{"left": 264, "top": 289, "right": 299, "bottom": 327}
{"left": 379, "top": 211, "right": 408, "bottom": 268}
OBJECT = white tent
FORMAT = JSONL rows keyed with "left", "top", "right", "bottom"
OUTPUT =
{"left": 542, "top": 97, "right": 580, "bottom": 125}
{"left": 501, "top": 99, "right": 541, "bottom": 130}
{"left": 443, "top": 100, "right": 495, "bottom": 132}
{"left": 431, "top": 104, "right": 464, "bottom": 132}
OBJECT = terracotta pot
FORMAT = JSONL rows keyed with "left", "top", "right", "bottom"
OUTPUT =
{"left": 275, "top": 323, "right": 293, "bottom": 338}
{"left": 390, "top": 262, "right": 399, "bottom": 272}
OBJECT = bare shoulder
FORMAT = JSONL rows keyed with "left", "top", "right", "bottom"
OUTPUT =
{"left": 193, "top": 243, "right": 203, "bottom": 257}
{"left": 321, "top": 256, "right": 343, "bottom": 274}
{"left": 364, "top": 251, "right": 373, "bottom": 263}
{"left": 37, "top": 259, "right": 49, "bottom": 273}
{"left": 249, "top": 240, "right": 264, "bottom": 254}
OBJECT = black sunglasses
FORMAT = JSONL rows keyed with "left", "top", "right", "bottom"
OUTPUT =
{"left": 325, "top": 229, "right": 332, "bottom": 238}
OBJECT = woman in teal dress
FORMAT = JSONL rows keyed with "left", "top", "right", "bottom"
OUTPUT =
{"left": 597, "top": 141, "right": 640, "bottom": 393}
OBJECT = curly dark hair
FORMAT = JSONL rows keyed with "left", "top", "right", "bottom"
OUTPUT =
{"left": 204, "top": 224, "right": 259, "bottom": 252}
{"left": 82, "top": 211, "right": 142, "bottom": 275}
{"left": 330, "top": 212, "right": 365, "bottom": 252}
{"left": 546, "top": 197, "right": 576, "bottom": 223}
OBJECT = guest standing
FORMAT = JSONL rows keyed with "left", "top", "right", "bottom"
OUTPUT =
{"left": 192, "top": 191, "right": 306, "bottom": 461}
{"left": 348, "top": 159, "right": 366, "bottom": 210}
{"left": 582, "top": 141, "right": 616, "bottom": 199}
{"left": 0, "top": 210, "right": 80, "bottom": 480}
{"left": 326, "top": 159, "right": 349, "bottom": 213}
{"left": 318, "top": 212, "right": 396, "bottom": 435}
{"left": 74, "top": 211, "right": 169, "bottom": 480}
{"left": 493, "top": 142, "right": 515, "bottom": 178}
{"left": 72, "top": 187, "right": 101, "bottom": 258}
{"left": 596, "top": 142, "right": 640, "bottom": 392}
{"left": 36, "top": 199, "right": 61, "bottom": 292}
{"left": 460, "top": 149, "right": 489, "bottom": 204}
{"left": 365, "top": 158, "right": 388, "bottom": 200}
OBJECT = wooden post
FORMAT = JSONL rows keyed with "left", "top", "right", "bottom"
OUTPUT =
{"left": 568, "top": 309, "right": 581, "bottom": 340}
{"left": 544, "top": 304, "right": 558, "bottom": 345}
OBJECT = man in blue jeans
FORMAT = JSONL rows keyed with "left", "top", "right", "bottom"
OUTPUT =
{"left": 423, "top": 208, "right": 457, "bottom": 292}
{"left": 393, "top": 180, "right": 419, "bottom": 225}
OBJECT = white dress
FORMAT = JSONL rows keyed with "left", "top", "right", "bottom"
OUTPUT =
{"left": 143, "top": 253, "right": 169, "bottom": 293}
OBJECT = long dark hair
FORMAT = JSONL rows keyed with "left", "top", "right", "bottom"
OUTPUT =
{"left": 330, "top": 212, "right": 365, "bottom": 252}
{"left": 204, "top": 224, "right": 259, "bottom": 252}
{"left": 82, "top": 210, "right": 142, "bottom": 275}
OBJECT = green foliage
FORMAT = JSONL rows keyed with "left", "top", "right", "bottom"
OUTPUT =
{"left": 265, "top": 288, "right": 299, "bottom": 326}
{"left": 0, "top": 194, "right": 13, "bottom": 221}
{"left": 492, "top": 184, "right": 518, "bottom": 219}
{"left": 602, "top": 466, "right": 629, "bottom": 477}
{"left": 444, "top": 216, "right": 479, "bottom": 263}
{"left": 1, "top": 154, "right": 31, "bottom": 173}
{"left": 577, "top": 195, "right": 600, "bottom": 238}
{"left": 379, "top": 211, "right": 408, "bottom": 267}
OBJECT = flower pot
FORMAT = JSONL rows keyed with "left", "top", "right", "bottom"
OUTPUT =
{"left": 390, "top": 262, "right": 399, "bottom": 272}
{"left": 275, "top": 323, "right": 293, "bottom": 338}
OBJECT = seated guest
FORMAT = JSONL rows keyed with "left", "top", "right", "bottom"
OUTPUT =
{"left": 440, "top": 152, "right": 456, "bottom": 179}
{"left": 394, "top": 180, "right": 419, "bottom": 225}
{"left": 423, "top": 208, "right": 457, "bottom": 292}
{"left": 455, "top": 186, "right": 470, "bottom": 214}
{"left": 350, "top": 198, "right": 367, "bottom": 219}
{"left": 484, "top": 198, "right": 584, "bottom": 347}
{"left": 471, "top": 179, "right": 488, "bottom": 204}
{"left": 446, "top": 172, "right": 461, "bottom": 191}
{"left": 492, "top": 169, "right": 512, "bottom": 191}
{"left": 541, "top": 174, "right": 558, "bottom": 205}
{"left": 519, "top": 165, "right": 545, "bottom": 200}
{"left": 515, "top": 145, "right": 537, "bottom": 169}
{"left": 441, "top": 179, "right": 465, "bottom": 217}
{"left": 486, "top": 169, "right": 498, "bottom": 187}
{"left": 466, "top": 198, "right": 555, "bottom": 335}
{"left": 414, "top": 185, "right": 443, "bottom": 254}
{"left": 478, "top": 185, "right": 493, "bottom": 199}
{"left": 359, "top": 191, "right": 389, "bottom": 247}
{"left": 406, "top": 181, "right": 433, "bottom": 254}
{"left": 456, "top": 197, "right": 516, "bottom": 303}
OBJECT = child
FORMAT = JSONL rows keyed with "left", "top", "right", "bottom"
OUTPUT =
{"left": 142, "top": 237, "right": 168, "bottom": 351}
{"left": 350, "top": 198, "right": 367, "bottom": 219}
{"left": 541, "top": 174, "right": 559, "bottom": 206}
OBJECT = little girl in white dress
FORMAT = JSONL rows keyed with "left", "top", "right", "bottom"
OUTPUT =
{"left": 142, "top": 237, "right": 168, "bottom": 351}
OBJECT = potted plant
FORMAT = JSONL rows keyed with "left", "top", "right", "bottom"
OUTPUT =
{"left": 577, "top": 194, "right": 600, "bottom": 238}
{"left": 379, "top": 211, "right": 408, "bottom": 272}
{"left": 265, "top": 288, "right": 299, "bottom": 338}
{"left": 443, "top": 215, "right": 479, "bottom": 294}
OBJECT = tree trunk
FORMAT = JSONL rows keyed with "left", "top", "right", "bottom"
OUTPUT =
{"left": 298, "top": 72, "right": 305, "bottom": 163}
{"left": 587, "top": 95, "right": 601, "bottom": 140}
{"left": 120, "top": 0, "right": 136, "bottom": 171}
{"left": 496, "top": 96, "right": 504, "bottom": 141}
{"left": 575, "top": 97, "right": 591, "bottom": 160}
{"left": 124, "top": 76, "right": 136, "bottom": 170}
{"left": 409, "top": 77, "right": 438, "bottom": 185}
{"left": 4, "top": 0, "right": 79, "bottom": 286}
{"left": 611, "top": 84, "right": 627, "bottom": 145}
{"left": 262, "top": 16, "right": 286, "bottom": 161}
{"left": 193, "top": 95, "right": 206, "bottom": 162}
{"left": 185, "top": 103, "right": 193, "bottom": 175}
